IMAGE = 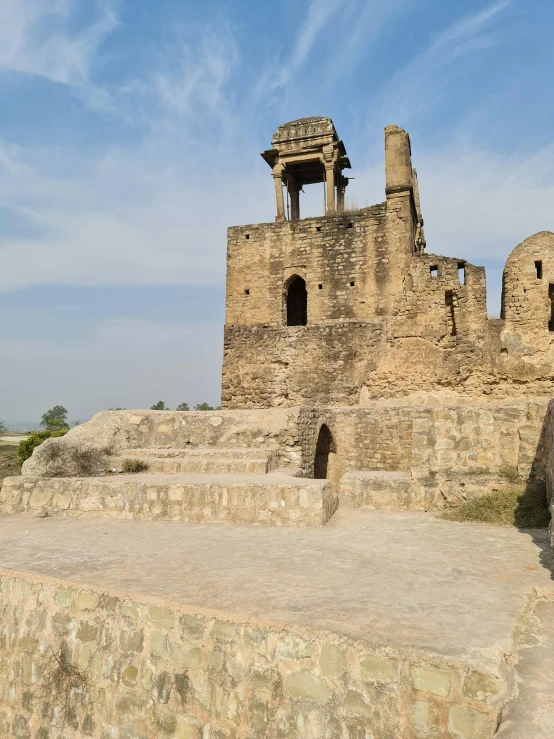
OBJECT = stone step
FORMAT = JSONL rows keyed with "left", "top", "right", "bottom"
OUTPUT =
{"left": 340, "top": 470, "right": 416, "bottom": 510}
{"left": 110, "top": 448, "right": 279, "bottom": 475}
{"left": 1, "top": 473, "right": 337, "bottom": 527}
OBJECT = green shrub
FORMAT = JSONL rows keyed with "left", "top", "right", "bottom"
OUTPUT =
{"left": 121, "top": 458, "right": 149, "bottom": 473}
{"left": 17, "top": 430, "right": 67, "bottom": 467}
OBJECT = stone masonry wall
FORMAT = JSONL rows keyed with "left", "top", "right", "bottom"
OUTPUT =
{"left": 502, "top": 232, "right": 554, "bottom": 377}
{"left": 542, "top": 399, "right": 554, "bottom": 548}
{"left": 222, "top": 323, "right": 382, "bottom": 408}
{"left": 22, "top": 409, "right": 306, "bottom": 478}
{"left": 0, "top": 475, "right": 337, "bottom": 527}
{"left": 408, "top": 400, "right": 548, "bottom": 508}
{"left": 0, "top": 570, "right": 505, "bottom": 738}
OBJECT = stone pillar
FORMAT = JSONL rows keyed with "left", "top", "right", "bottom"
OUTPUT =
{"left": 289, "top": 183, "right": 300, "bottom": 221}
{"left": 384, "top": 125, "right": 413, "bottom": 196}
{"left": 272, "top": 164, "right": 286, "bottom": 222}
{"left": 325, "top": 166, "right": 335, "bottom": 215}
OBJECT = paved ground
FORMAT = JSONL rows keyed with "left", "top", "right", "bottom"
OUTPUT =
{"left": 496, "top": 599, "right": 554, "bottom": 737}
{"left": 0, "top": 509, "right": 552, "bottom": 670}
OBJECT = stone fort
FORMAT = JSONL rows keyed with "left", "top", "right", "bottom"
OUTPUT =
{"left": 223, "top": 117, "right": 554, "bottom": 408}
{"left": 1, "top": 119, "right": 554, "bottom": 738}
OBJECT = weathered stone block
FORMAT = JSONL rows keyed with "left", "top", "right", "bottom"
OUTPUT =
{"left": 275, "top": 635, "right": 314, "bottom": 660}
{"left": 119, "top": 628, "right": 144, "bottom": 653}
{"left": 180, "top": 614, "right": 205, "bottom": 638}
{"left": 319, "top": 643, "right": 347, "bottom": 677}
{"left": 448, "top": 704, "right": 491, "bottom": 739}
{"left": 412, "top": 700, "right": 442, "bottom": 738}
{"left": 342, "top": 689, "right": 372, "bottom": 717}
{"left": 148, "top": 606, "right": 175, "bottom": 629}
{"left": 411, "top": 664, "right": 452, "bottom": 697}
{"left": 359, "top": 654, "right": 398, "bottom": 683}
{"left": 283, "top": 670, "right": 330, "bottom": 704}
{"left": 462, "top": 671, "right": 500, "bottom": 701}
{"left": 75, "top": 591, "right": 100, "bottom": 611}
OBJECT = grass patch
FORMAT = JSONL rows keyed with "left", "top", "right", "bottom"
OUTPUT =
{"left": 0, "top": 445, "right": 19, "bottom": 490}
{"left": 121, "top": 458, "right": 149, "bottom": 473}
{"left": 440, "top": 482, "right": 550, "bottom": 528}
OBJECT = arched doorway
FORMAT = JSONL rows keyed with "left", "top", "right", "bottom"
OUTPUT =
{"left": 314, "top": 424, "right": 336, "bottom": 480}
{"left": 286, "top": 276, "right": 307, "bottom": 326}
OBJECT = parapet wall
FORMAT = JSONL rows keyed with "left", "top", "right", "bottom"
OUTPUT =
{"left": 0, "top": 570, "right": 505, "bottom": 738}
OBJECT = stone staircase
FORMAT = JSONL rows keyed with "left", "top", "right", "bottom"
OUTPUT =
{"left": 109, "top": 447, "right": 280, "bottom": 475}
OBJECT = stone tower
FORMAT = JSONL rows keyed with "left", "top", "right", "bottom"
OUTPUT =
{"left": 221, "top": 119, "right": 554, "bottom": 408}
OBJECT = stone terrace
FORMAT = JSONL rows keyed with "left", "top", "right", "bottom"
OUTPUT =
{"left": 0, "top": 509, "right": 552, "bottom": 737}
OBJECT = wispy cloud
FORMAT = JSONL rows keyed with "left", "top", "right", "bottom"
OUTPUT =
{"left": 368, "top": 0, "right": 511, "bottom": 127}
{"left": 0, "top": 0, "right": 118, "bottom": 86}
{"left": 250, "top": 0, "right": 341, "bottom": 104}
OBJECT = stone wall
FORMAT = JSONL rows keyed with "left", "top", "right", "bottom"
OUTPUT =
{"left": 0, "top": 570, "right": 505, "bottom": 738}
{"left": 222, "top": 323, "right": 382, "bottom": 408}
{"left": 0, "top": 475, "right": 337, "bottom": 527}
{"left": 502, "top": 231, "right": 554, "bottom": 371}
{"left": 542, "top": 399, "right": 554, "bottom": 548}
{"left": 409, "top": 400, "right": 548, "bottom": 507}
{"left": 222, "top": 124, "right": 554, "bottom": 408}
{"left": 17, "top": 403, "right": 550, "bottom": 514}
{"left": 21, "top": 409, "right": 306, "bottom": 478}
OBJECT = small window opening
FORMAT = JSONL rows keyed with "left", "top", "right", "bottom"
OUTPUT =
{"left": 286, "top": 276, "right": 307, "bottom": 326}
{"left": 347, "top": 222, "right": 353, "bottom": 229}
{"left": 549, "top": 285, "right": 554, "bottom": 332}
{"left": 457, "top": 262, "right": 465, "bottom": 285}
{"left": 349, "top": 281, "right": 355, "bottom": 287}
{"left": 245, "top": 234, "right": 250, "bottom": 240}
{"left": 318, "top": 284, "right": 323, "bottom": 290}
{"left": 445, "top": 290, "right": 457, "bottom": 336}
{"left": 535, "top": 260, "right": 543, "bottom": 279}
{"left": 316, "top": 226, "right": 321, "bottom": 232}
{"left": 244, "top": 289, "right": 250, "bottom": 295}
{"left": 430, "top": 265, "right": 439, "bottom": 277}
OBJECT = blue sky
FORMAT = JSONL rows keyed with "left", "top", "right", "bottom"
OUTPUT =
{"left": 1, "top": 0, "right": 553, "bottom": 425}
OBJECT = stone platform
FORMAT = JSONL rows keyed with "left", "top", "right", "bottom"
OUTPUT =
{"left": 0, "top": 472, "right": 336, "bottom": 527}
{"left": 0, "top": 510, "right": 552, "bottom": 737}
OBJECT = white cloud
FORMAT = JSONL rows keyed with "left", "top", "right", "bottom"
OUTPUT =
{"left": 0, "top": 0, "right": 118, "bottom": 86}
{"left": 0, "top": 138, "right": 276, "bottom": 291}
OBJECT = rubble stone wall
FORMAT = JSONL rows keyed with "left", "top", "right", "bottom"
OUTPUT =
{"left": 222, "top": 184, "right": 554, "bottom": 408}
{"left": 0, "top": 570, "right": 505, "bottom": 738}
{"left": 542, "top": 399, "right": 554, "bottom": 547}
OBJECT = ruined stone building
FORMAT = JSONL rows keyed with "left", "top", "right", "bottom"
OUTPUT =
{"left": 222, "top": 117, "right": 554, "bottom": 407}
{"left": 2, "top": 119, "right": 554, "bottom": 739}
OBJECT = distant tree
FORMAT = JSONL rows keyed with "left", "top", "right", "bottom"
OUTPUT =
{"left": 72, "top": 420, "right": 81, "bottom": 427}
{"left": 193, "top": 402, "right": 214, "bottom": 411}
{"left": 0, "top": 419, "right": 6, "bottom": 432}
{"left": 40, "top": 405, "right": 69, "bottom": 432}
{"left": 176, "top": 402, "right": 190, "bottom": 411}
{"left": 150, "top": 401, "right": 167, "bottom": 410}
